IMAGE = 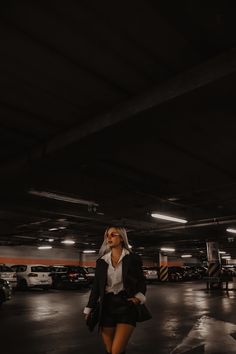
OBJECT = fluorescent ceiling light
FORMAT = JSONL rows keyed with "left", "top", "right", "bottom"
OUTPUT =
{"left": 61, "top": 240, "right": 75, "bottom": 245}
{"left": 83, "top": 250, "right": 96, "bottom": 254}
{"left": 219, "top": 251, "right": 226, "bottom": 254}
{"left": 38, "top": 246, "right": 52, "bottom": 250}
{"left": 49, "top": 227, "right": 66, "bottom": 231}
{"left": 29, "top": 189, "right": 98, "bottom": 207}
{"left": 226, "top": 228, "right": 236, "bottom": 234}
{"left": 181, "top": 255, "right": 192, "bottom": 258}
{"left": 48, "top": 238, "right": 54, "bottom": 242}
{"left": 161, "top": 247, "right": 175, "bottom": 252}
{"left": 222, "top": 256, "right": 231, "bottom": 259}
{"left": 151, "top": 213, "right": 187, "bottom": 223}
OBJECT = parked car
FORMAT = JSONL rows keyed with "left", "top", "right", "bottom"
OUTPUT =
{"left": 185, "top": 266, "right": 203, "bottom": 280}
{"left": 83, "top": 266, "right": 96, "bottom": 284}
{"left": 11, "top": 264, "right": 52, "bottom": 290}
{"left": 221, "top": 267, "right": 233, "bottom": 281}
{"left": 168, "top": 267, "right": 185, "bottom": 282}
{"left": 194, "top": 266, "right": 208, "bottom": 278}
{"left": 50, "top": 265, "right": 89, "bottom": 289}
{"left": 0, "top": 278, "right": 12, "bottom": 305}
{"left": 142, "top": 267, "right": 158, "bottom": 283}
{"left": 0, "top": 264, "right": 17, "bottom": 288}
{"left": 222, "top": 265, "right": 236, "bottom": 277}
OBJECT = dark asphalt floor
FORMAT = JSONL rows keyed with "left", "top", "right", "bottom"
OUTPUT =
{"left": 0, "top": 281, "right": 236, "bottom": 354}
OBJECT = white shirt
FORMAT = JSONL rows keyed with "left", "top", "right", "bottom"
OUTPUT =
{"left": 83, "top": 249, "right": 146, "bottom": 315}
{"left": 103, "top": 248, "right": 129, "bottom": 294}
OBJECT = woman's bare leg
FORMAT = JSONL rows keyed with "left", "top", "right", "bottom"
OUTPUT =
{"left": 101, "top": 326, "right": 116, "bottom": 353}
{"left": 111, "top": 323, "right": 135, "bottom": 354}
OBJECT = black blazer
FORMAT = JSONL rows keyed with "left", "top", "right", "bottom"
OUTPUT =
{"left": 87, "top": 253, "right": 146, "bottom": 309}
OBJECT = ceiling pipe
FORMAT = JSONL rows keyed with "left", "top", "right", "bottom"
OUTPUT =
{"left": 150, "top": 216, "right": 236, "bottom": 232}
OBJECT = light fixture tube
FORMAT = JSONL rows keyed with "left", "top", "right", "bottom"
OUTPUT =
{"left": 83, "top": 250, "right": 96, "bottom": 254}
{"left": 38, "top": 246, "right": 52, "bottom": 250}
{"left": 151, "top": 213, "right": 187, "bottom": 223}
{"left": 181, "top": 255, "right": 192, "bottom": 258}
{"left": 29, "top": 189, "right": 98, "bottom": 207}
{"left": 226, "top": 228, "right": 236, "bottom": 234}
{"left": 61, "top": 240, "right": 75, "bottom": 245}
{"left": 161, "top": 247, "right": 175, "bottom": 252}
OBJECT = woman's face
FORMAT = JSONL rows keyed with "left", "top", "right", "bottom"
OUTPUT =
{"left": 106, "top": 227, "right": 123, "bottom": 248}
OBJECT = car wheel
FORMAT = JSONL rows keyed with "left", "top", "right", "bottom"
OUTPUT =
{"left": 55, "top": 281, "right": 64, "bottom": 290}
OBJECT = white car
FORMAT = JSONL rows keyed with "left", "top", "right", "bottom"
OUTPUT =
{"left": 11, "top": 264, "right": 52, "bottom": 290}
{"left": 0, "top": 264, "right": 17, "bottom": 288}
{"left": 142, "top": 267, "right": 159, "bottom": 283}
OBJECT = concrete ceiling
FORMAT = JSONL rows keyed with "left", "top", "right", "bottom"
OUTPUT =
{"left": 1, "top": 0, "right": 236, "bottom": 260}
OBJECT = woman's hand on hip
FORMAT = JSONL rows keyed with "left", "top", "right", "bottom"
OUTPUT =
{"left": 84, "top": 313, "right": 90, "bottom": 321}
{"left": 127, "top": 297, "right": 140, "bottom": 305}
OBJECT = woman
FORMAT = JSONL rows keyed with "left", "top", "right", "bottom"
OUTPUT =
{"left": 84, "top": 226, "right": 147, "bottom": 354}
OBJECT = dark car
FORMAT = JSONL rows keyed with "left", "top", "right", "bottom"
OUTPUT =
{"left": 168, "top": 266, "right": 185, "bottom": 281}
{"left": 50, "top": 265, "right": 89, "bottom": 289}
{"left": 0, "top": 278, "right": 12, "bottom": 305}
{"left": 83, "top": 266, "right": 96, "bottom": 284}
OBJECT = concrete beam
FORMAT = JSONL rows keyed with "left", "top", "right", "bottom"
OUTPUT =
{"left": 2, "top": 48, "right": 236, "bottom": 174}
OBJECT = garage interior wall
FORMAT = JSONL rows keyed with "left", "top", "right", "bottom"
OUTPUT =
{"left": 0, "top": 247, "right": 199, "bottom": 267}
{"left": 0, "top": 246, "right": 81, "bottom": 266}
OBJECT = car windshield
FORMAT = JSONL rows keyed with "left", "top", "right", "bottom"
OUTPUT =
{"left": 86, "top": 267, "right": 95, "bottom": 273}
{"left": 31, "top": 266, "right": 51, "bottom": 272}
{"left": 68, "top": 266, "right": 85, "bottom": 273}
{"left": 143, "top": 267, "right": 157, "bottom": 271}
{"left": 0, "top": 265, "right": 14, "bottom": 272}
{"left": 52, "top": 267, "right": 67, "bottom": 272}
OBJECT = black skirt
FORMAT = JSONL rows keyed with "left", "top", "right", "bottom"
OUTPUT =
{"left": 100, "top": 291, "right": 137, "bottom": 327}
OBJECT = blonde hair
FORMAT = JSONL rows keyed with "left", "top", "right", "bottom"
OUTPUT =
{"left": 99, "top": 226, "right": 131, "bottom": 256}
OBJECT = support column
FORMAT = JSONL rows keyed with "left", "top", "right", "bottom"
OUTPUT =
{"left": 206, "top": 241, "right": 221, "bottom": 277}
{"left": 159, "top": 253, "right": 168, "bottom": 281}
{"left": 206, "top": 241, "right": 221, "bottom": 289}
{"left": 78, "top": 251, "right": 83, "bottom": 266}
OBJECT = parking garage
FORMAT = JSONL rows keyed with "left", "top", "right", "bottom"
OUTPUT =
{"left": 1, "top": 1, "right": 236, "bottom": 354}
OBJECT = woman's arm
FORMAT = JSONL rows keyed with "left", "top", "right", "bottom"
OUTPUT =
{"left": 133, "top": 255, "right": 146, "bottom": 303}
{"left": 135, "top": 254, "right": 147, "bottom": 295}
{"left": 85, "top": 261, "right": 100, "bottom": 309}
